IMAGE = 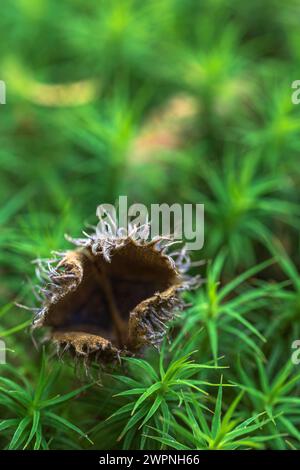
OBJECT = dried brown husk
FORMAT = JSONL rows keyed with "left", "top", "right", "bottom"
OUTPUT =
{"left": 32, "top": 228, "right": 200, "bottom": 364}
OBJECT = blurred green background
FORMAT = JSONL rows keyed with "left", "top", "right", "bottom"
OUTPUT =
{"left": 1, "top": 0, "right": 300, "bottom": 450}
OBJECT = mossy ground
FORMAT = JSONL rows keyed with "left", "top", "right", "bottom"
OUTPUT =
{"left": 1, "top": 0, "right": 300, "bottom": 450}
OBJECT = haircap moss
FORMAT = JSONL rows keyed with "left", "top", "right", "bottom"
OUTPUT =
{"left": 31, "top": 219, "right": 202, "bottom": 365}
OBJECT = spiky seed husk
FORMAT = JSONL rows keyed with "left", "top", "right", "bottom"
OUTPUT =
{"left": 32, "top": 224, "right": 201, "bottom": 364}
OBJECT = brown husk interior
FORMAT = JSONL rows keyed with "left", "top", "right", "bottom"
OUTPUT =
{"left": 41, "top": 240, "right": 183, "bottom": 358}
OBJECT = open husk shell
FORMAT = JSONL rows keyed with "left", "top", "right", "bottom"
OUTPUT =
{"left": 32, "top": 226, "right": 200, "bottom": 364}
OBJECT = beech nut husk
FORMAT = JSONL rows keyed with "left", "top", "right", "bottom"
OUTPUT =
{"left": 32, "top": 223, "right": 200, "bottom": 363}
